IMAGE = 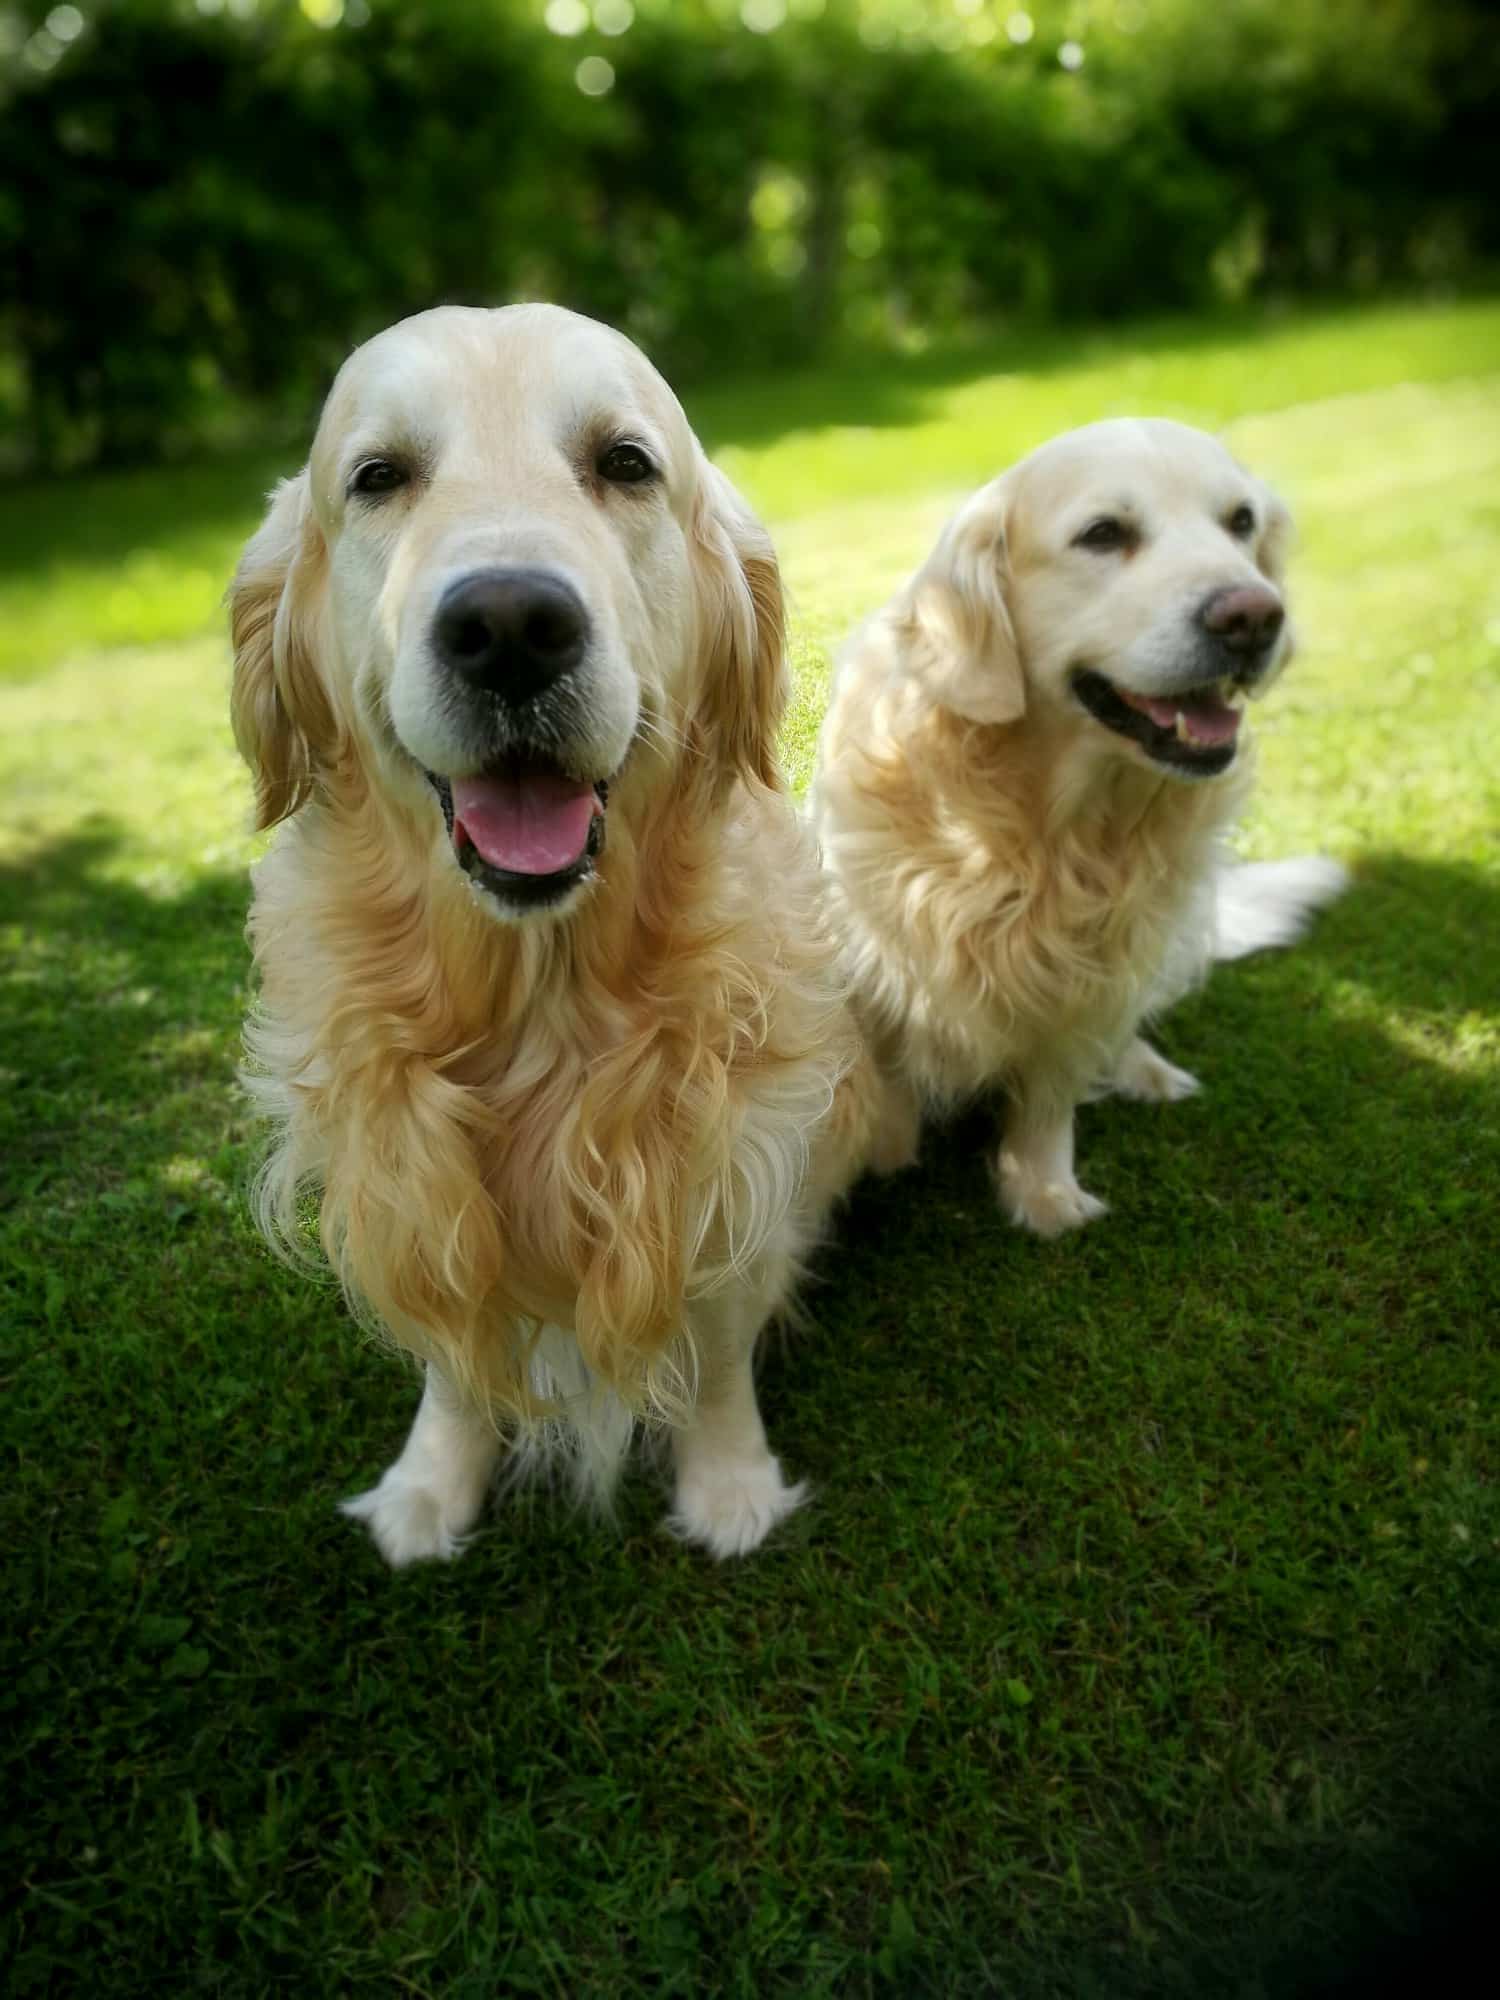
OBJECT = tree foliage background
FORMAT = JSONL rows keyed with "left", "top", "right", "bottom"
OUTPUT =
{"left": 2, "top": 0, "right": 1495, "bottom": 472}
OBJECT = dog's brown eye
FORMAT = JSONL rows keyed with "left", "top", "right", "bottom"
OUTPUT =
{"left": 597, "top": 442, "right": 656, "bottom": 486}
{"left": 1074, "top": 517, "right": 1131, "bottom": 553}
{"left": 1226, "top": 503, "right": 1256, "bottom": 539}
{"left": 349, "top": 459, "right": 408, "bottom": 499}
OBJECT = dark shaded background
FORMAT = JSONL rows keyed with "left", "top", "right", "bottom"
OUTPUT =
{"left": 2, "top": 0, "right": 1496, "bottom": 472}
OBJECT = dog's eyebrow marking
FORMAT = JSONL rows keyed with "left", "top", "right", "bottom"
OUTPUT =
{"left": 338, "top": 432, "right": 435, "bottom": 496}
{"left": 578, "top": 409, "right": 668, "bottom": 461}
{"left": 1069, "top": 495, "right": 1142, "bottom": 534}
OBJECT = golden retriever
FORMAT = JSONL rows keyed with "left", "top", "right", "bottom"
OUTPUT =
{"left": 811, "top": 419, "right": 1345, "bottom": 1237}
{"left": 229, "top": 304, "right": 879, "bottom": 1566}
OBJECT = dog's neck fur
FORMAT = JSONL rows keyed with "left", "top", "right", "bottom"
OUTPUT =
{"left": 818, "top": 691, "right": 1257, "bottom": 1103}
{"left": 305, "top": 754, "right": 748, "bottom": 1053}
{"left": 925, "top": 698, "right": 1251, "bottom": 882}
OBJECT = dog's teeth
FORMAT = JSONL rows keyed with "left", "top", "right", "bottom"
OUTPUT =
{"left": 1175, "top": 711, "right": 1190, "bottom": 742}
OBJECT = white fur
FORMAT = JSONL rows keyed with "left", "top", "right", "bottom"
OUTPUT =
{"left": 506, "top": 1323, "right": 641, "bottom": 1504}
{"left": 1110, "top": 1035, "right": 1202, "bottom": 1104}
{"left": 340, "top": 1365, "right": 501, "bottom": 1567}
{"left": 668, "top": 1455, "right": 809, "bottom": 1560}
{"left": 1213, "top": 857, "right": 1350, "bottom": 962}
{"left": 665, "top": 1289, "right": 809, "bottom": 1558}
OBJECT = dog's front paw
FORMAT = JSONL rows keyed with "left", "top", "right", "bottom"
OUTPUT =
{"left": 998, "top": 1155, "right": 1108, "bottom": 1238}
{"left": 667, "top": 1453, "right": 807, "bottom": 1560}
{"left": 1113, "top": 1040, "right": 1201, "bottom": 1105}
{"left": 340, "top": 1471, "right": 484, "bottom": 1568}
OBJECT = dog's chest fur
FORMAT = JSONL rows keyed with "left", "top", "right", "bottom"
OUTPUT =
{"left": 242, "top": 781, "right": 873, "bottom": 1415}
{"left": 824, "top": 716, "right": 1251, "bottom": 1103}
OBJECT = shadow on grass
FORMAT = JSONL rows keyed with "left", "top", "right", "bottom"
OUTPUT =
{"left": 1290, "top": 848, "right": 1500, "bottom": 1020}
{"left": 3, "top": 822, "right": 1498, "bottom": 1996}
{"left": 789, "top": 848, "right": 1500, "bottom": 1995}
{"left": 0, "top": 822, "right": 251, "bottom": 1213}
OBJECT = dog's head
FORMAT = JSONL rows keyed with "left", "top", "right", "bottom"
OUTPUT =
{"left": 230, "top": 304, "right": 783, "bottom": 919}
{"left": 899, "top": 418, "right": 1294, "bottom": 781}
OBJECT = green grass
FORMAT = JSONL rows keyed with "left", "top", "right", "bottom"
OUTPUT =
{"left": 4, "top": 297, "right": 1500, "bottom": 1996}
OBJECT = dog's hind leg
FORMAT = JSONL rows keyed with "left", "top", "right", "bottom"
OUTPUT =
{"left": 1110, "top": 1035, "right": 1201, "bottom": 1105}
{"left": 341, "top": 1363, "right": 502, "bottom": 1568}
{"left": 866, "top": 1070, "right": 923, "bottom": 1174}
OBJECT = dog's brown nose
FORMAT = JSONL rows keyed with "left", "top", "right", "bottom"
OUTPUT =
{"left": 434, "top": 567, "right": 589, "bottom": 704}
{"left": 1199, "top": 583, "right": 1284, "bottom": 656}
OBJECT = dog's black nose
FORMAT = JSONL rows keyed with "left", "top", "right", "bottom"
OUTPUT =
{"left": 1199, "top": 583, "right": 1284, "bottom": 657}
{"left": 433, "top": 568, "right": 589, "bottom": 703}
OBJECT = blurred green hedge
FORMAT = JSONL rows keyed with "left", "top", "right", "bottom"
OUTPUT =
{"left": 2, "top": 0, "right": 1495, "bottom": 471}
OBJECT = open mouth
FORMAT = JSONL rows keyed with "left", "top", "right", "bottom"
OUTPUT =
{"left": 1071, "top": 669, "right": 1244, "bottom": 777}
{"left": 427, "top": 755, "right": 607, "bottom": 910}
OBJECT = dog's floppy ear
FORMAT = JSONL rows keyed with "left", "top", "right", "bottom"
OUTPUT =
{"left": 1254, "top": 483, "right": 1297, "bottom": 664}
{"left": 898, "top": 478, "right": 1024, "bottom": 725}
{"left": 228, "top": 471, "right": 338, "bottom": 831}
{"left": 689, "top": 454, "right": 788, "bottom": 792}
{"left": 1256, "top": 484, "right": 1295, "bottom": 586}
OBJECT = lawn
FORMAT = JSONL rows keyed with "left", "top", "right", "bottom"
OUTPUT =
{"left": 3, "top": 297, "right": 1500, "bottom": 1996}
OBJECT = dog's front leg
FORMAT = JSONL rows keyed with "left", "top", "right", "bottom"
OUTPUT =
{"left": 996, "top": 1073, "right": 1108, "bottom": 1238}
{"left": 667, "top": 1282, "right": 807, "bottom": 1560}
{"left": 341, "top": 1362, "right": 502, "bottom": 1568}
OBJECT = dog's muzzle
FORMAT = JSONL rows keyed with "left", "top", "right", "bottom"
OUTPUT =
{"left": 1069, "top": 579, "right": 1285, "bottom": 780}
{"left": 421, "top": 565, "right": 613, "bottom": 912}
{"left": 432, "top": 566, "right": 589, "bottom": 708}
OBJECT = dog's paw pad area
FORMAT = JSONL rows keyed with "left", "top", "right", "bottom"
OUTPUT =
{"left": 999, "top": 1166, "right": 1109, "bottom": 1239}
{"left": 1117, "top": 1050, "right": 1202, "bottom": 1104}
{"left": 667, "top": 1459, "right": 808, "bottom": 1560}
{"left": 339, "top": 1479, "right": 476, "bottom": 1569}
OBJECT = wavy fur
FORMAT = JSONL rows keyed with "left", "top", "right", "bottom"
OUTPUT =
{"left": 821, "top": 687, "right": 1248, "bottom": 1108}
{"left": 241, "top": 760, "right": 867, "bottom": 1424}
{"left": 229, "top": 306, "right": 878, "bottom": 1562}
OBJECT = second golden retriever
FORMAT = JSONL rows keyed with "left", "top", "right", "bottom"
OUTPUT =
{"left": 812, "top": 419, "right": 1345, "bottom": 1236}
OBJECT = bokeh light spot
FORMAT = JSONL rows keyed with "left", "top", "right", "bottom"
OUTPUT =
{"left": 595, "top": 0, "right": 633, "bottom": 34}
{"left": 575, "top": 54, "right": 615, "bottom": 95}
{"left": 742, "top": 0, "right": 787, "bottom": 34}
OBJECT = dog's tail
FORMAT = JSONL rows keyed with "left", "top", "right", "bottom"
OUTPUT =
{"left": 1213, "top": 856, "right": 1349, "bottom": 962}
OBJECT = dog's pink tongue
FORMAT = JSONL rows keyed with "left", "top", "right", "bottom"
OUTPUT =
{"left": 1126, "top": 688, "right": 1242, "bottom": 747}
{"left": 451, "top": 773, "right": 598, "bottom": 875}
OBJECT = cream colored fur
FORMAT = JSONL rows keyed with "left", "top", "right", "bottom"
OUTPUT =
{"left": 812, "top": 418, "right": 1344, "bottom": 1236}
{"left": 230, "top": 306, "right": 879, "bottom": 1565}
